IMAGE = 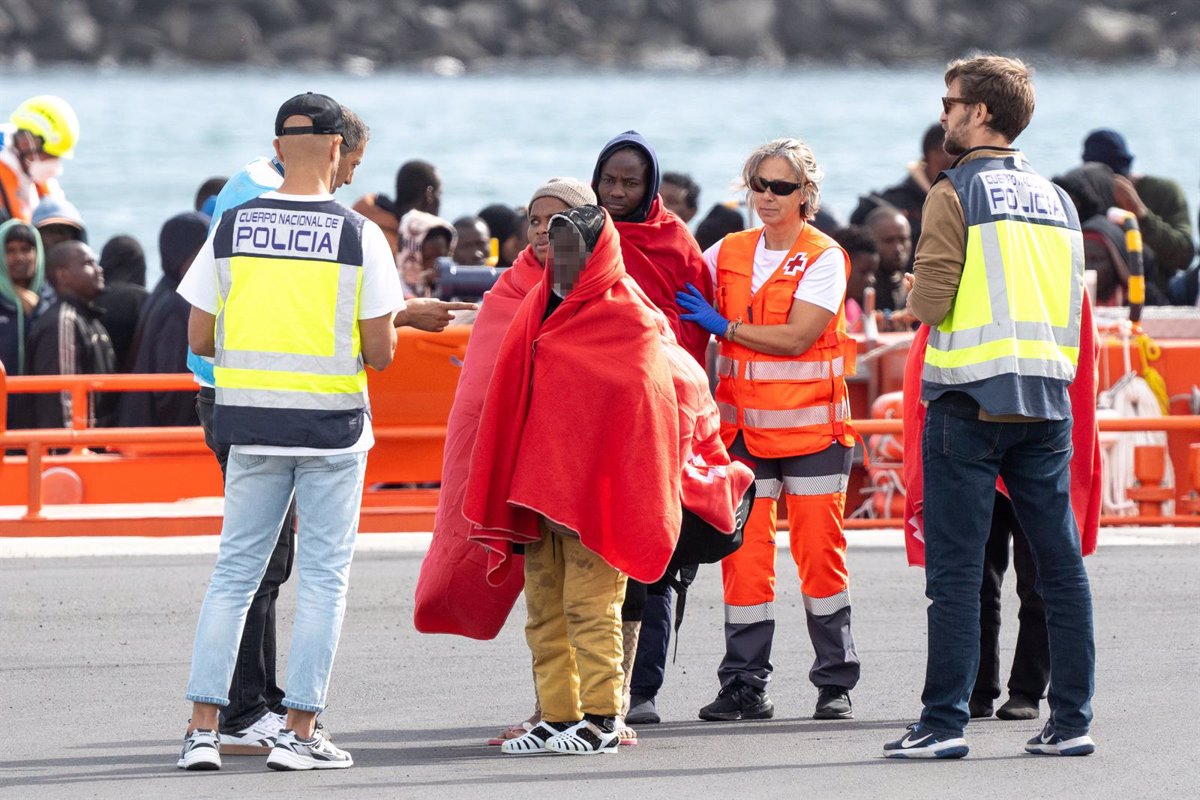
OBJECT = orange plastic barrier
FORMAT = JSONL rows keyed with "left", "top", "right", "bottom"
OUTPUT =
{"left": 4, "top": 326, "right": 1200, "bottom": 536}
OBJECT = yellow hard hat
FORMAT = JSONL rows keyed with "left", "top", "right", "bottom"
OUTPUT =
{"left": 10, "top": 95, "right": 80, "bottom": 159}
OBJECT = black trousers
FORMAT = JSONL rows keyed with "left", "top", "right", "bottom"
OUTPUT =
{"left": 197, "top": 389, "right": 297, "bottom": 731}
{"left": 971, "top": 492, "right": 1051, "bottom": 705}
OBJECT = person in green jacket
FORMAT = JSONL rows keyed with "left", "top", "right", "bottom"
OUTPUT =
{"left": 1082, "top": 129, "right": 1195, "bottom": 292}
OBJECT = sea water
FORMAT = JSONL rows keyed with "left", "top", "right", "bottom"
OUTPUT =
{"left": 2, "top": 63, "right": 1196, "bottom": 285}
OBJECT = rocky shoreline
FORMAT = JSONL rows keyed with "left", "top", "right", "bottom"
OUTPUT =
{"left": 1, "top": 0, "right": 1198, "bottom": 71}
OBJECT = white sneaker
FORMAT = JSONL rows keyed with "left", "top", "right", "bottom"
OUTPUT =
{"left": 177, "top": 728, "right": 221, "bottom": 770}
{"left": 266, "top": 729, "right": 353, "bottom": 771}
{"left": 271, "top": 711, "right": 334, "bottom": 740}
{"left": 220, "top": 710, "right": 284, "bottom": 755}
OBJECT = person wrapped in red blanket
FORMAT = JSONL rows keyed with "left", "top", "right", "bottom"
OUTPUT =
{"left": 463, "top": 205, "right": 743, "bottom": 756}
{"left": 591, "top": 130, "right": 712, "bottom": 366}
{"left": 902, "top": 293, "right": 1101, "bottom": 720}
{"left": 414, "top": 177, "right": 597, "bottom": 641}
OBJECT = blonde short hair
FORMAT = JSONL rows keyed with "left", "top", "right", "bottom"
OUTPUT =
{"left": 741, "top": 138, "right": 823, "bottom": 221}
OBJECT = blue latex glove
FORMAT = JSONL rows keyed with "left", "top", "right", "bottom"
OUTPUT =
{"left": 675, "top": 282, "right": 729, "bottom": 338}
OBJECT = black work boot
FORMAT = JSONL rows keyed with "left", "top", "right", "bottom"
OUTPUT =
{"left": 698, "top": 681, "right": 775, "bottom": 722}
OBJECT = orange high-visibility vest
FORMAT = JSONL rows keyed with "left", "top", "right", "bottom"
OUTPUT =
{"left": 714, "top": 225, "right": 856, "bottom": 458}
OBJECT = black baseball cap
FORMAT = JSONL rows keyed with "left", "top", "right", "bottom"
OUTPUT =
{"left": 275, "top": 92, "right": 343, "bottom": 137}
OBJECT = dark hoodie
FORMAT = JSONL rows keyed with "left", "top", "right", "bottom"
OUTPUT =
{"left": 591, "top": 130, "right": 661, "bottom": 224}
{"left": 97, "top": 234, "right": 149, "bottom": 371}
{"left": 118, "top": 212, "right": 210, "bottom": 426}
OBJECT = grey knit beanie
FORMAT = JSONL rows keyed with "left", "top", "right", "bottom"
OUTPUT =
{"left": 529, "top": 177, "right": 596, "bottom": 211}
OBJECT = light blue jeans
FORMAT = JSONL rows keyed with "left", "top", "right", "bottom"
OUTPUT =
{"left": 186, "top": 449, "right": 368, "bottom": 713}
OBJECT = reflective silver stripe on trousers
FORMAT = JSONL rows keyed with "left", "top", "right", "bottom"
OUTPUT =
{"left": 214, "top": 257, "right": 362, "bottom": 375}
{"left": 717, "top": 401, "right": 738, "bottom": 426}
{"left": 803, "top": 590, "right": 850, "bottom": 616}
{"left": 743, "top": 398, "right": 850, "bottom": 429}
{"left": 926, "top": 221, "right": 1083, "bottom": 354}
{"left": 725, "top": 601, "right": 774, "bottom": 625}
{"left": 754, "top": 478, "right": 783, "bottom": 500}
{"left": 783, "top": 473, "right": 849, "bottom": 496}
{"left": 745, "top": 356, "right": 844, "bottom": 381}
{"left": 922, "top": 355, "right": 1078, "bottom": 385}
{"left": 215, "top": 386, "right": 365, "bottom": 411}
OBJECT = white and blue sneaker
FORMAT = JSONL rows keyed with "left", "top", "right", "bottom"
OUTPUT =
{"left": 1024, "top": 721, "right": 1096, "bottom": 756}
{"left": 883, "top": 723, "right": 969, "bottom": 759}
{"left": 177, "top": 728, "right": 221, "bottom": 770}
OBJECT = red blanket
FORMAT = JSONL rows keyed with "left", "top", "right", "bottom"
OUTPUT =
{"left": 464, "top": 213, "right": 683, "bottom": 585}
{"left": 645, "top": 281, "right": 756, "bottom": 533}
{"left": 902, "top": 295, "right": 1102, "bottom": 565}
{"left": 615, "top": 195, "right": 713, "bottom": 366}
{"left": 413, "top": 246, "right": 541, "bottom": 639}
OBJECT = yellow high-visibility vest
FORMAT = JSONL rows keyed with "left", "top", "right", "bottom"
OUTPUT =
{"left": 923, "top": 153, "right": 1084, "bottom": 418}
{"left": 211, "top": 197, "right": 367, "bottom": 448}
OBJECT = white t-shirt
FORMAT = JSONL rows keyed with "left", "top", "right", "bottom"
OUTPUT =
{"left": 703, "top": 231, "right": 848, "bottom": 314}
{"left": 177, "top": 191, "right": 406, "bottom": 456}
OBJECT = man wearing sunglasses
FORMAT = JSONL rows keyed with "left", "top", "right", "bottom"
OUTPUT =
{"left": 885, "top": 56, "right": 1094, "bottom": 760}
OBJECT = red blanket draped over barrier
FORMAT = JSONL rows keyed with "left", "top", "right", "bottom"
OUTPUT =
{"left": 902, "top": 295, "right": 1102, "bottom": 565}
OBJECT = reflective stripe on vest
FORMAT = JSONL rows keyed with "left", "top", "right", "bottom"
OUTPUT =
{"left": 210, "top": 197, "right": 368, "bottom": 448}
{"left": 924, "top": 155, "right": 1084, "bottom": 389}
{"left": 717, "top": 355, "right": 847, "bottom": 382}
{"left": 743, "top": 397, "right": 850, "bottom": 429}
{"left": 713, "top": 225, "right": 856, "bottom": 457}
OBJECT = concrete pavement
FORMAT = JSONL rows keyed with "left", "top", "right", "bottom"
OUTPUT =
{"left": 1, "top": 538, "right": 1197, "bottom": 799}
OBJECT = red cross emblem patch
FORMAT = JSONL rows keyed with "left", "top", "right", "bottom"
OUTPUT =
{"left": 782, "top": 252, "right": 809, "bottom": 276}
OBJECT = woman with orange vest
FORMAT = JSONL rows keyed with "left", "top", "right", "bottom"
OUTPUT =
{"left": 677, "top": 137, "right": 861, "bottom": 722}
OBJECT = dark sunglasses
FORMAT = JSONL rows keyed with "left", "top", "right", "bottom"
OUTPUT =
{"left": 941, "top": 96, "right": 975, "bottom": 114}
{"left": 749, "top": 176, "right": 805, "bottom": 196}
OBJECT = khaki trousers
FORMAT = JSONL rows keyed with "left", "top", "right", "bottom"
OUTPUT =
{"left": 524, "top": 521, "right": 627, "bottom": 722}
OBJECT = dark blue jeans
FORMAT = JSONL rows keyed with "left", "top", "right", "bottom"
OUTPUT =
{"left": 920, "top": 404, "right": 1094, "bottom": 739}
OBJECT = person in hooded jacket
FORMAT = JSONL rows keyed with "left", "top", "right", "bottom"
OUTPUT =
{"left": 97, "top": 234, "right": 149, "bottom": 372}
{"left": 591, "top": 131, "right": 714, "bottom": 731}
{"left": 0, "top": 219, "right": 54, "bottom": 428}
{"left": 118, "top": 212, "right": 210, "bottom": 427}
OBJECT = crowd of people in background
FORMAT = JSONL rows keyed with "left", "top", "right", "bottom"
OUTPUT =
{"left": 1, "top": 93, "right": 1197, "bottom": 436}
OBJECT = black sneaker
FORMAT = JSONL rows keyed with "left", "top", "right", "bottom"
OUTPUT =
{"left": 813, "top": 686, "right": 853, "bottom": 720}
{"left": 1024, "top": 721, "right": 1095, "bottom": 756}
{"left": 698, "top": 682, "right": 774, "bottom": 721}
{"left": 968, "top": 697, "right": 994, "bottom": 718}
{"left": 996, "top": 694, "right": 1040, "bottom": 720}
{"left": 883, "top": 723, "right": 969, "bottom": 759}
